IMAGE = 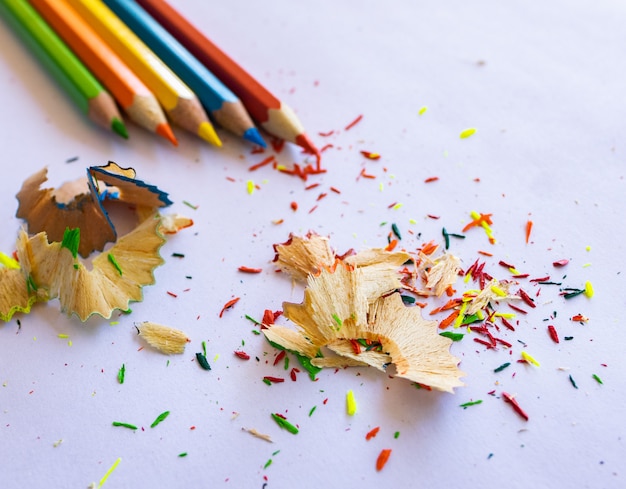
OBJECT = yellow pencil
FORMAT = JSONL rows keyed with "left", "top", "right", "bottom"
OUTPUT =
{"left": 66, "top": 0, "right": 220, "bottom": 146}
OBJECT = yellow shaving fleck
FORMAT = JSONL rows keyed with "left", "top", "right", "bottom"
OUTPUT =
{"left": 0, "top": 252, "right": 20, "bottom": 270}
{"left": 509, "top": 268, "right": 521, "bottom": 275}
{"left": 464, "top": 272, "right": 472, "bottom": 283}
{"left": 490, "top": 285, "right": 507, "bottom": 297}
{"left": 213, "top": 354, "right": 220, "bottom": 362}
{"left": 57, "top": 334, "right": 69, "bottom": 339}
{"left": 586, "top": 246, "right": 591, "bottom": 251}
{"left": 584, "top": 280, "right": 594, "bottom": 298}
{"left": 521, "top": 351, "right": 540, "bottom": 367}
{"left": 470, "top": 210, "right": 495, "bottom": 243}
{"left": 98, "top": 457, "right": 121, "bottom": 488}
{"left": 276, "top": 164, "right": 287, "bottom": 171}
{"left": 110, "top": 321, "right": 119, "bottom": 326}
{"left": 246, "top": 180, "right": 255, "bottom": 195}
{"left": 454, "top": 301, "right": 468, "bottom": 328}
{"left": 68, "top": 340, "right": 72, "bottom": 347}
{"left": 476, "top": 310, "right": 484, "bottom": 320}
{"left": 418, "top": 106, "right": 428, "bottom": 115}
{"left": 460, "top": 128, "right": 477, "bottom": 139}
{"left": 379, "top": 183, "right": 384, "bottom": 192}
{"left": 583, "top": 263, "right": 591, "bottom": 268}
{"left": 392, "top": 203, "right": 403, "bottom": 210}
{"left": 409, "top": 218, "right": 417, "bottom": 225}
{"left": 493, "top": 312, "right": 515, "bottom": 319}
{"left": 346, "top": 390, "right": 357, "bottom": 416}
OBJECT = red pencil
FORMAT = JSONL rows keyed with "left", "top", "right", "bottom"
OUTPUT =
{"left": 135, "top": 0, "right": 319, "bottom": 158}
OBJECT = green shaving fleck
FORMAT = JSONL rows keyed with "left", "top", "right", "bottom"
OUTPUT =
{"left": 309, "top": 406, "right": 317, "bottom": 417}
{"left": 245, "top": 314, "right": 261, "bottom": 324}
{"left": 26, "top": 275, "right": 38, "bottom": 293}
{"left": 271, "top": 413, "right": 299, "bottom": 434}
{"left": 117, "top": 364, "right": 125, "bottom": 384}
{"left": 202, "top": 341, "right": 207, "bottom": 357}
{"left": 150, "top": 410, "right": 170, "bottom": 428}
{"left": 264, "top": 459, "right": 272, "bottom": 469}
{"left": 394, "top": 431, "right": 400, "bottom": 439}
{"left": 569, "top": 375, "right": 578, "bottom": 389}
{"left": 178, "top": 452, "right": 188, "bottom": 458}
{"left": 494, "top": 362, "right": 511, "bottom": 373}
{"left": 61, "top": 228, "right": 80, "bottom": 258}
{"left": 196, "top": 352, "right": 211, "bottom": 370}
{"left": 391, "top": 223, "right": 402, "bottom": 240}
{"left": 112, "top": 421, "right": 137, "bottom": 430}
{"left": 439, "top": 331, "right": 464, "bottom": 342}
{"left": 332, "top": 313, "right": 342, "bottom": 327}
{"left": 107, "top": 253, "right": 123, "bottom": 276}
{"left": 182, "top": 200, "right": 198, "bottom": 210}
{"left": 262, "top": 378, "right": 272, "bottom": 386}
{"left": 401, "top": 295, "right": 416, "bottom": 305}
{"left": 460, "top": 400, "right": 483, "bottom": 409}
{"left": 461, "top": 313, "right": 483, "bottom": 325}
{"left": 592, "top": 374, "right": 603, "bottom": 385}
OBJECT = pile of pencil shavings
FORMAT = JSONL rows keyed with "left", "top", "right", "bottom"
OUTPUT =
{"left": 0, "top": 162, "right": 192, "bottom": 322}
{"left": 264, "top": 233, "right": 466, "bottom": 393}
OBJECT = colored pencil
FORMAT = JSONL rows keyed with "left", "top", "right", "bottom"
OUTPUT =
{"left": 0, "top": 0, "right": 127, "bottom": 138}
{"left": 67, "top": 0, "right": 221, "bottom": 147}
{"left": 103, "top": 0, "right": 266, "bottom": 148}
{"left": 135, "top": 0, "right": 320, "bottom": 158}
{"left": 30, "top": 0, "right": 177, "bottom": 145}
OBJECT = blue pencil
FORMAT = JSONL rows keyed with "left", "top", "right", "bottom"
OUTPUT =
{"left": 103, "top": 0, "right": 265, "bottom": 147}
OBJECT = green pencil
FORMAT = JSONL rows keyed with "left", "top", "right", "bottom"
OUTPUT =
{"left": 0, "top": 0, "right": 128, "bottom": 138}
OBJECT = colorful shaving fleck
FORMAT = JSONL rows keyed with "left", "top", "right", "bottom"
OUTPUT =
{"left": 196, "top": 352, "right": 211, "bottom": 370}
{"left": 344, "top": 114, "right": 363, "bottom": 130}
{"left": 494, "top": 362, "right": 511, "bottom": 373}
{"left": 178, "top": 452, "right": 188, "bottom": 457}
{"left": 360, "top": 151, "right": 381, "bottom": 160}
{"left": 117, "top": 364, "right": 125, "bottom": 384}
{"left": 547, "top": 325, "right": 559, "bottom": 343}
{"left": 112, "top": 421, "right": 137, "bottom": 430}
{"left": 308, "top": 406, "right": 317, "bottom": 417}
{"left": 97, "top": 457, "right": 121, "bottom": 488}
{"left": 376, "top": 449, "right": 392, "bottom": 471}
{"left": 150, "top": 410, "right": 170, "bottom": 428}
{"left": 439, "top": 331, "right": 464, "bottom": 341}
{"left": 346, "top": 390, "right": 357, "bottom": 416}
{"left": 525, "top": 220, "right": 533, "bottom": 244}
{"left": 592, "top": 374, "right": 603, "bottom": 385}
{"left": 502, "top": 392, "right": 529, "bottom": 421}
{"left": 584, "top": 281, "right": 594, "bottom": 298}
{"left": 182, "top": 200, "right": 198, "bottom": 210}
{"left": 271, "top": 413, "right": 299, "bottom": 434}
{"left": 459, "top": 127, "right": 477, "bottom": 139}
{"left": 459, "top": 400, "right": 483, "bottom": 409}
{"left": 219, "top": 297, "right": 240, "bottom": 318}
{"left": 418, "top": 106, "right": 428, "bottom": 115}
{"left": 365, "top": 426, "right": 380, "bottom": 440}
{"left": 107, "top": 253, "right": 123, "bottom": 276}
{"left": 569, "top": 375, "right": 578, "bottom": 389}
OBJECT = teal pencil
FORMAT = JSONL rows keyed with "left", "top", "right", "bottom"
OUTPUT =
{"left": 0, "top": 0, "right": 127, "bottom": 137}
{"left": 103, "top": 0, "right": 265, "bottom": 147}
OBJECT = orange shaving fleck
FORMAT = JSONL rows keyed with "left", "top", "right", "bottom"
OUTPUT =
{"left": 525, "top": 220, "right": 533, "bottom": 244}
{"left": 439, "top": 310, "right": 460, "bottom": 329}
{"left": 376, "top": 449, "right": 392, "bottom": 471}
{"left": 219, "top": 297, "right": 240, "bottom": 318}
{"left": 385, "top": 239, "right": 398, "bottom": 252}
{"left": 420, "top": 241, "right": 438, "bottom": 255}
{"left": 366, "top": 426, "right": 380, "bottom": 440}
{"left": 462, "top": 213, "right": 493, "bottom": 232}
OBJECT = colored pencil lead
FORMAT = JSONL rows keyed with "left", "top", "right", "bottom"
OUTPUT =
{"left": 111, "top": 117, "right": 129, "bottom": 138}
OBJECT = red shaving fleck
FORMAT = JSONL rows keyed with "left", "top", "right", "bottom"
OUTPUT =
{"left": 318, "top": 130, "right": 334, "bottom": 137}
{"left": 344, "top": 114, "right": 363, "bottom": 130}
{"left": 499, "top": 260, "right": 516, "bottom": 269}
{"left": 495, "top": 337, "right": 512, "bottom": 348}
{"left": 262, "top": 309, "right": 282, "bottom": 327}
{"left": 349, "top": 339, "right": 361, "bottom": 354}
{"left": 365, "top": 426, "right": 380, "bottom": 440}
{"left": 330, "top": 186, "right": 341, "bottom": 194}
{"left": 439, "top": 310, "right": 460, "bottom": 329}
{"left": 553, "top": 259, "right": 569, "bottom": 267}
{"left": 508, "top": 303, "right": 528, "bottom": 314}
{"left": 474, "top": 338, "right": 495, "bottom": 349}
{"left": 238, "top": 266, "right": 262, "bottom": 273}
{"left": 167, "top": 291, "right": 177, "bottom": 298}
{"left": 427, "top": 214, "right": 440, "bottom": 220}
{"left": 249, "top": 155, "right": 276, "bottom": 171}
{"left": 234, "top": 351, "right": 250, "bottom": 360}
{"left": 305, "top": 183, "right": 320, "bottom": 190}
{"left": 501, "top": 318, "right": 515, "bottom": 331}
{"left": 316, "top": 192, "right": 327, "bottom": 201}
{"left": 273, "top": 350, "right": 286, "bottom": 366}
{"left": 547, "top": 325, "right": 559, "bottom": 343}
{"left": 308, "top": 205, "right": 318, "bottom": 214}
{"left": 530, "top": 276, "right": 549, "bottom": 283}
{"left": 359, "top": 168, "right": 376, "bottom": 179}
{"left": 502, "top": 392, "right": 529, "bottom": 421}
{"left": 571, "top": 314, "right": 589, "bottom": 322}
{"left": 270, "top": 138, "right": 285, "bottom": 153}
{"left": 250, "top": 146, "right": 265, "bottom": 154}
{"left": 518, "top": 289, "right": 536, "bottom": 308}
{"left": 320, "top": 143, "right": 334, "bottom": 153}
{"left": 360, "top": 151, "right": 381, "bottom": 160}
{"left": 225, "top": 176, "right": 236, "bottom": 182}
{"left": 290, "top": 368, "right": 299, "bottom": 381}
{"left": 525, "top": 220, "right": 533, "bottom": 243}
{"left": 387, "top": 202, "right": 397, "bottom": 208}
{"left": 424, "top": 176, "right": 439, "bottom": 183}
{"left": 290, "top": 201, "right": 298, "bottom": 211}
{"left": 376, "top": 449, "right": 392, "bottom": 471}
{"left": 219, "top": 297, "right": 240, "bottom": 318}
{"left": 512, "top": 273, "right": 529, "bottom": 279}
{"left": 263, "top": 376, "right": 285, "bottom": 383}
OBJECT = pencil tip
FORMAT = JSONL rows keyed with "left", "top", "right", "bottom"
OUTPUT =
{"left": 198, "top": 122, "right": 222, "bottom": 147}
{"left": 295, "top": 133, "right": 320, "bottom": 157}
{"left": 111, "top": 118, "right": 129, "bottom": 139}
{"left": 242, "top": 127, "right": 266, "bottom": 148}
{"left": 156, "top": 123, "right": 178, "bottom": 146}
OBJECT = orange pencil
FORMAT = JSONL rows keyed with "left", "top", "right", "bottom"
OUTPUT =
{"left": 30, "top": 0, "right": 177, "bottom": 144}
{"left": 135, "top": 0, "right": 319, "bottom": 157}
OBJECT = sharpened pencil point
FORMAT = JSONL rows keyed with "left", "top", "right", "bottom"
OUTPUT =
{"left": 295, "top": 133, "right": 320, "bottom": 158}
{"left": 111, "top": 117, "right": 129, "bottom": 139}
{"left": 156, "top": 123, "right": 178, "bottom": 146}
{"left": 242, "top": 127, "right": 267, "bottom": 148}
{"left": 198, "top": 121, "right": 222, "bottom": 147}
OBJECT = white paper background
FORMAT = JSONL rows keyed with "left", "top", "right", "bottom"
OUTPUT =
{"left": 1, "top": 1, "right": 625, "bottom": 488}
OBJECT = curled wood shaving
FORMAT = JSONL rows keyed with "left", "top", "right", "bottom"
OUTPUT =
{"left": 273, "top": 232, "right": 335, "bottom": 282}
{"left": 137, "top": 321, "right": 189, "bottom": 354}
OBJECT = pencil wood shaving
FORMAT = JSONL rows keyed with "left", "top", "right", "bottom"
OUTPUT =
{"left": 136, "top": 321, "right": 189, "bottom": 354}
{"left": 16, "top": 163, "right": 172, "bottom": 257}
{"left": 273, "top": 232, "right": 335, "bottom": 282}
{"left": 16, "top": 167, "right": 115, "bottom": 258}
{"left": 466, "top": 278, "right": 519, "bottom": 315}
{"left": 243, "top": 427, "right": 273, "bottom": 443}
{"left": 16, "top": 214, "right": 166, "bottom": 321}
{"left": 0, "top": 256, "right": 41, "bottom": 321}
{"left": 264, "top": 237, "right": 464, "bottom": 392}
{"left": 423, "top": 253, "right": 461, "bottom": 296}
{"left": 159, "top": 213, "right": 194, "bottom": 234}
